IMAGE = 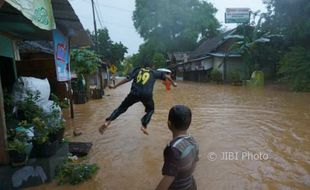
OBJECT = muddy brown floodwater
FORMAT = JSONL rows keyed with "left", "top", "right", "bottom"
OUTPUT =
{"left": 28, "top": 81, "right": 310, "bottom": 190}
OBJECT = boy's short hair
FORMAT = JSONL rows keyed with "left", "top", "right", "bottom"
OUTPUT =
{"left": 168, "top": 105, "right": 192, "bottom": 131}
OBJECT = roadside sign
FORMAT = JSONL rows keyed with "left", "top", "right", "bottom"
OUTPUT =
{"left": 225, "top": 8, "right": 250, "bottom": 23}
{"left": 109, "top": 64, "right": 117, "bottom": 74}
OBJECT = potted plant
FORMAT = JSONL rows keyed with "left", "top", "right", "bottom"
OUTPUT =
{"left": 32, "top": 117, "right": 57, "bottom": 158}
{"left": 45, "top": 100, "right": 66, "bottom": 142}
{"left": 7, "top": 139, "right": 28, "bottom": 166}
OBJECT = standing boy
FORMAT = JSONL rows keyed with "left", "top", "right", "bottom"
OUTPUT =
{"left": 156, "top": 105, "right": 199, "bottom": 190}
{"left": 99, "top": 64, "right": 177, "bottom": 135}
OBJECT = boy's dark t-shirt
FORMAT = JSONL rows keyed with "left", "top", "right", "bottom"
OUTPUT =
{"left": 126, "top": 67, "right": 165, "bottom": 97}
{"left": 162, "top": 135, "right": 199, "bottom": 190}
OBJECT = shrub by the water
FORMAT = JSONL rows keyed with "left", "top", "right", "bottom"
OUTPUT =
{"left": 278, "top": 47, "right": 310, "bottom": 92}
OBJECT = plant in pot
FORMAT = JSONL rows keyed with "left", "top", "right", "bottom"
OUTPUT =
{"left": 7, "top": 128, "right": 31, "bottom": 167}
{"left": 45, "top": 100, "right": 66, "bottom": 142}
{"left": 7, "top": 139, "right": 28, "bottom": 166}
{"left": 32, "top": 117, "right": 57, "bottom": 158}
{"left": 15, "top": 90, "right": 43, "bottom": 122}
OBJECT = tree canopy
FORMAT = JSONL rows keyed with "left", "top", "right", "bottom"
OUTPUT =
{"left": 261, "top": 0, "right": 310, "bottom": 91}
{"left": 133, "top": 0, "right": 220, "bottom": 53}
{"left": 262, "top": 0, "right": 310, "bottom": 48}
{"left": 88, "top": 28, "right": 128, "bottom": 67}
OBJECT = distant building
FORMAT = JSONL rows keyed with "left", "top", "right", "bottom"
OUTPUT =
{"left": 168, "top": 28, "right": 244, "bottom": 82}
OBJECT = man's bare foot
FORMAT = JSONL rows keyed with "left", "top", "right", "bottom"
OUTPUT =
{"left": 99, "top": 121, "right": 110, "bottom": 135}
{"left": 140, "top": 126, "right": 149, "bottom": 135}
{"left": 73, "top": 130, "right": 82, "bottom": 136}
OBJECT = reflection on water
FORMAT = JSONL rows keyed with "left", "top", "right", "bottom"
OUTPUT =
{"left": 28, "top": 81, "right": 310, "bottom": 190}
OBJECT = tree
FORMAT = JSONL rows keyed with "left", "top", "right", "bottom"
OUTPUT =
{"left": 71, "top": 48, "right": 100, "bottom": 76}
{"left": 88, "top": 28, "right": 128, "bottom": 67}
{"left": 133, "top": 0, "right": 220, "bottom": 53}
{"left": 262, "top": 0, "right": 310, "bottom": 48}
{"left": 262, "top": 0, "right": 310, "bottom": 91}
{"left": 278, "top": 47, "right": 310, "bottom": 91}
{"left": 152, "top": 53, "right": 166, "bottom": 68}
{"left": 70, "top": 48, "right": 100, "bottom": 94}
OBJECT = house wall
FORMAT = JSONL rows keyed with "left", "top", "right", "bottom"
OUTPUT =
{"left": 213, "top": 57, "right": 224, "bottom": 72}
{"left": 201, "top": 58, "right": 213, "bottom": 70}
{"left": 0, "top": 75, "right": 9, "bottom": 164}
{"left": 183, "top": 70, "right": 210, "bottom": 82}
{"left": 226, "top": 57, "right": 243, "bottom": 73}
{"left": 16, "top": 53, "right": 69, "bottom": 100}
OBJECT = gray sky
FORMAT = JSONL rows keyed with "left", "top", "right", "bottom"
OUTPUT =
{"left": 69, "top": 0, "right": 267, "bottom": 55}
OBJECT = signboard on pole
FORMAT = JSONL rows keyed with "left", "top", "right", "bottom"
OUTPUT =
{"left": 53, "top": 29, "right": 71, "bottom": 82}
{"left": 109, "top": 64, "right": 117, "bottom": 74}
{"left": 225, "top": 8, "right": 250, "bottom": 23}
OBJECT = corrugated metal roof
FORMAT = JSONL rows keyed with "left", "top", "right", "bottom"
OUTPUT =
{"left": 190, "top": 29, "right": 236, "bottom": 59}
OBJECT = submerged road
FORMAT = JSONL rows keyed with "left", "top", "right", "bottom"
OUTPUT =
{"left": 29, "top": 81, "right": 310, "bottom": 190}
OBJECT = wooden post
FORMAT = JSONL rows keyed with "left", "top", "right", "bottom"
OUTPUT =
{"left": 0, "top": 75, "right": 9, "bottom": 164}
{"left": 68, "top": 80, "right": 74, "bottom": 119}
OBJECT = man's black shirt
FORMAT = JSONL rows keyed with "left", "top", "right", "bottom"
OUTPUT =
{"left": 127, "top": 67, "right": 165, "bottom": 97}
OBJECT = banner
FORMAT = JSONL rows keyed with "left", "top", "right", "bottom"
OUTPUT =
{"left": 5, "top": 0, "right": 56, "bottom": 30}
{"left": 53, "top": 30, "right": 71, "bottom": 82}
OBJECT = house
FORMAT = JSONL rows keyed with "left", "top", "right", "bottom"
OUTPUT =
{"left": 0, "top": 0, "right": 90, "bottom": 166}
{"left": 169, "top": 28, "right": 245, "bottom": 82}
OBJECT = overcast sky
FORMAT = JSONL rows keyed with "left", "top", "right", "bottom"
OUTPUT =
{"left": 69, "top": 0, "right": 267, "bottom": 55}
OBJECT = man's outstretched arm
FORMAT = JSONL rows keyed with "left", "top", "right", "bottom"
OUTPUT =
{"left": 109, "top": 78, "right": 130, "bottom": 89}
{"left": 165, "top": 74, "right": 177, "bottom": 87}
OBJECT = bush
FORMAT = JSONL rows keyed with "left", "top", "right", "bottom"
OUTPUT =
{"left": 278, "top": 47, "right": 310, "bottom": 92}
{"left": 228, "top": 70, "right": 241, "bottom": 82}
{"left": 56, "top": 155, "right": 99, "bottom": 185}
{"left": 210, "top": 69, "right": 222, "bottom": 82}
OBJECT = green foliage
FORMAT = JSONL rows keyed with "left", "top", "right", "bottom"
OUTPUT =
{"left": 121, "top": 57, "right": 134, "bottom": 76}
{"left": 7, "top": 125, "right": 30, "bottom": 154}
{"left": 133, "top": 0, "right": 220, "bottom": 53}
{"left": 263, "top": 0, "right": 310, "bottom": 48}
{"left": 7, "top": 139, "right": 28, "bottom": 154}
{"left": 16, "top": 91, "right": 63, "bottom": 144}
{"left": 88, "top": 28, "right": 127, "bottom": 67}
{"left": 50, "top": 93, "right": 69, "bottom": 109}
{"left": 4, "top": 91, "right": 14, "bottom": 122}
{"left": 210, "top": 69, "right": 222, "bottom": 82}
{"left": 16, "top": 90, "right": 43, "bottom": 123}
{"left": 152, "top": 53, "right": 166, "bottom": 69}
{"left": 71, "top": 48, "right": 100, "bottom": 76}
{"left": 56, "top": 155, "right": 99, "bottom": 185}
{"left": 228, "top": 70, "right": 241, "bottom": 82}
{"left": 278, "top": 47, "right": 310, "bottom": 92}
{"left": 32, "top": 117, "right": 49, "bottom": 144}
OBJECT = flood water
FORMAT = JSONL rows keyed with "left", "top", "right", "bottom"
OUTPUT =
{"left": 28, "top": 81, "right": 310, "bottom": 190}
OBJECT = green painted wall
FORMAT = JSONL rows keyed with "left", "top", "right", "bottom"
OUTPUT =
{"left": 0, "top": 35, "right": 14, "bottom": 58}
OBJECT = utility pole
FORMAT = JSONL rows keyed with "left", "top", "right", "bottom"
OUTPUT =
{"left": 91, "top": 0, "right": 104, "bottom": 96}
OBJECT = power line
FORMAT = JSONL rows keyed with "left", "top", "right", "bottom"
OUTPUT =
{"left": 72, "top": 0, "right": 133, "bottom": 13}
{"left": 94, "top": 0, "right": 106, "bottom": 28}
{"left": 97, "top": 3, "right": 133, "bottom": 13}
{"left": 94, "top": 5, "right": 104, "bottom": 29}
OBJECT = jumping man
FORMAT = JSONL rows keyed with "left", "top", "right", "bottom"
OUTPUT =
{"left": 99, "top": 64, "right": 177, "bottom": 135}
